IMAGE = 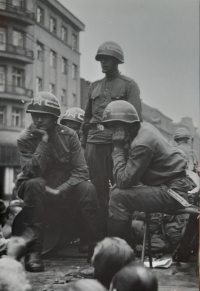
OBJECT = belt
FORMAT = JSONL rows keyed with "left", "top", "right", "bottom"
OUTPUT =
{"left": 89, "top": 123, "right": 105, "bottom": 131}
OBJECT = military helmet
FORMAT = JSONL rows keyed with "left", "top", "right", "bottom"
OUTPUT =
{"left": 95, "top": 41, "right": 124, "bottom": 64}
{"left": 102, "top": 100, "right": 140, "bottom": 124}
{"left": 60, "top": 107, "right": 85, "bottom": 125}
{"left": 174, "top": 128, "right": 190, "bottom": 141}
{"left": 26, "top": 91, "right": 61, "bottom": 117}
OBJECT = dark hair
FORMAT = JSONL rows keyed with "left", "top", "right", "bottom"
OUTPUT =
{"left": 111, "top": 262, "right": 158, "bottom": 291}
{"left": 92, "top": 237, "right": 135, "bottom": 288}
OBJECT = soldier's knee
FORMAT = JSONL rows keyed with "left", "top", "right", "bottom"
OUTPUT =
{"left": 23, "top": 178, "right": 46, "bottom": 206}
{"left": 110, "top": 188, "right": 123, "bottom": 205}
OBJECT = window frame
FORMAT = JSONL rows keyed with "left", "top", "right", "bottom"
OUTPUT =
{"left": 36, "top": 77, "right": 42, "bottom": 94}
{"left": 72, "top": 64, "right": 77, "bottom": 79}
{"left": 12, "top": 68, "right": 24, "bottom": 88}
{"left": 61, "top": 57, "right": 67, "bottom": 74}
{"left": 0, "top": 105, "right": 6, "bottom": 125}
{"left": 37, "top": 41, "right": 44, "bottom": 61}
{"left": 50, "top": 50, "right": 56, "bottom": 68}
{"left": 13, "top": 30, "right": 24, "bottom": 48}
{"left": 61, "top": 26, "right": 67, "bottom": 42}
{"left": 36, "top": 6, "right": 44, "bottom": 24}
{"left": 49, "top": 83, "right": 55, "bottom": 94}
{"left": 11, "top": 107, "right": 23, "bottom": 127}
{"left": 50, "top": 17, "right": 56, "bottom": 34}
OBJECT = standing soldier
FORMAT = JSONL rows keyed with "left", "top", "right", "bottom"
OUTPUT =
{"left": 80, "top": 41, "right": 142, "bottom": 236}
{"left": 15, "top": 92, "right": 100, "bottom": 272}
{"left": 174, "top": 128, "right": 198, "bottom": 173}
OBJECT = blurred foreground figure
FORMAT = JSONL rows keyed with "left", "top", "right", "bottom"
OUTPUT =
{"left": 91, "top": 237, "right": 135, "bottom": 288}
{"left": 110, "top": 261, "right": 158, "bottom": 291}
{"left": 0, "top": 257, "right": 31, "bottom": 291}
{"left": 65, "top": 279, "right": 107, "bottom": 291}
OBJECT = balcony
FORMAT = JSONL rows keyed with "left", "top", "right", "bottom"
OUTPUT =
{"left": 0, "top": 2, "right": 34, "bottom": 25}
{"left": 0, "top": 84, "right": 33, "bottom": 102}
{"left": 0, "top": 43, "right": 34, "bottom": 63}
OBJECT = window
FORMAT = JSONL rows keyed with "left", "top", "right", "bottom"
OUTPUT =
{"left": 0, "top": 66, "right": 5, "bottom": 91}
{"left": 61, "top": 57, "right": 67, "bottom": 74}
{"left": 50, "top": 50, "right": 56, "bottom": 68}
{"left": 12, "top": 0, "right": 24, "bottom": 8}
{"left": 61, "top": 26, "right": 67, "bottom": 42}
{"left": 36, "top": 77, "right": 42, "bottom": 94}
{"left": 72, "top": 34, "right": 77, "bottom": 50}
{"left": 12, "top": 68, "right": 24, "bottom": 87}
{"left": 0, "top": 0, "right": 5, "bottom": 10}
{"left": 12, "top": 108, "right": 23, "bottom": 127}
{"left": 0, "top": 28, "right": 6, "bottom": 50}
{"left": 37, "top": 7, "right": 44, "bottom": 24}
{"left": 50, "top": 17, "right": 56, "bottom": 34}
{"left": 72, "top": 64, "right": 77, "bottom": 79}
{"left": 13, "top": 30, "right": 23, "bottom": 47}
{"left": 0, "top": 106, "right": 6, "bottom": 125}
{"left": 72, "top": 94, "right": 76, "bottom": 106}
{"left": 37, "top": 42, "right": 43, "bottom": 61}
{"left": 61, "top": 89, "right": 66, "bottom": 105}
{"left": 49, "top": 83, "right": 55, "bottom": 94}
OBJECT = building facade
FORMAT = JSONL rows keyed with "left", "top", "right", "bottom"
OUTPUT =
{"left": 0, "top": 0, "right": 84, "bottom": 198}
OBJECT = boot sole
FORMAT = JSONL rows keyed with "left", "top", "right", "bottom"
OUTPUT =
{"left": 25, "top": 266, "right": 44, "bottom": 272}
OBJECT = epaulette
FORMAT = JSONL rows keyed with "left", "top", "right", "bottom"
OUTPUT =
{"left": 119, "top": 74, "right": 134, "bottom": 82}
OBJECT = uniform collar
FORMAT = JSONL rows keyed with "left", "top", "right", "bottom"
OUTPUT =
{"left": 105, "top": 69, "right": 120, "bottom": 81}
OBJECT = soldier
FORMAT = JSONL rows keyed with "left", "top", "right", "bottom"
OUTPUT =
{"left": 80, "top": 41, "right": 142, "bottom": 236}
{"left": 15, "top": 92, "right": 100, "bottom": 272}
{"left": 60, "top": 107, "right": 84, "bottom": 139}
{"left": 101, "top": 101, "right": 195, "bottom": 244}
{"left": 174, "top": 128, "right": 198, "bottom": 173}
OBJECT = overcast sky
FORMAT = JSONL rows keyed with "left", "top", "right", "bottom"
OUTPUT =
{"left": 58, "top": 0, "right": 199, "bottom": 128}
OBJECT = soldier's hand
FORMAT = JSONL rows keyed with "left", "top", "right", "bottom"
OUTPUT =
{"left": 45, "top": 186, "right": 60, "bottom": 199}
{"left": 112, "top": 129, "right": 126, "bottom": 149}
{"left": 30, "top": 127, "right": 49, "bottom": 142}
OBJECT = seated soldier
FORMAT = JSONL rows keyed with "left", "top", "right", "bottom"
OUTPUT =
{"left": 110, "top": 261, "right": 158, "bottom": 291}
{"left": 64, "top": 279, "right": 107, "bottom": 291}
{"left": 60, "top": 107, "right": 85, "bottom": 139}
{"left": 101, "top": 101, "right": 195, "bottom": 244}
{"left": 91, "top": 237, "right": 135, "bottom": 289}
{"left": 15, "top": 92, "right": 100, "bottom": 272}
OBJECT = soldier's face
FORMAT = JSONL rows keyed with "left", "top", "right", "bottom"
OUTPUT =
{"left": 107, "top": 121, "right": 128, "bottom": 133}
{"left": 99, "top": 55, "right": 118, "bottom": 74}
{"left": 31, "top": 113, "right": 57, "bottom": 131}
{"left": 61, "top": 120, "right": 81, "bottom": 136}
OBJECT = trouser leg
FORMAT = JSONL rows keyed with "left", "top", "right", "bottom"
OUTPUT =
{"left": 17, "top": 178, "right": 45, "bottom": 272}
{"left": 72, "top": 181, "right": 101, "bottom": 262}
{"left": 85, "top": 143, "right": 113, "bottom": 237}
{"left": 108, "top": 185, "right": 185, "bottom": 245}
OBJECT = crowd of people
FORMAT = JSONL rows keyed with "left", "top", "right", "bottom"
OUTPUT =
{"left": 0, "top": 41, "right": 198, "bottom": 290}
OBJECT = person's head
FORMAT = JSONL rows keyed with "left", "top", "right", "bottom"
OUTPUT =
{"left": 60, "top": 107, "right": 84, "bottom": 136}
{"left": 0, "top": 257, "right": 31, "bottom": 291}
{"left": 174, "top": 128, "right": 190, "bottom": 145}
{"left": 26, "top": 91, "right": 61, "bottom": 132}
{"left": 110, "top": 261, "right": 158, "bottom": 291}
{"left": 102, "top": 100, "right": 140, "bottom": 140}
{"left": 64, "top": 279, "right": 107, "bottom": 291}
{"left": 96, "top": 41, "right": 124, "bottom": 75}
{"left": 91, "top": 237, "right": 135, "bottom": 288}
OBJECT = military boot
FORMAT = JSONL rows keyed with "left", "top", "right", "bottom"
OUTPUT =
{"left": 23, "top": 206, "right": 44, "bottom": 272}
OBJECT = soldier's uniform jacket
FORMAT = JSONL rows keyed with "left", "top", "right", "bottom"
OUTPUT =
{"left": 112, "top": 123, "right": 188, "bottom": 189}
{"left": 80, "top": 70, "right": 142, "bottom": 146}
{"left": 16, "top": 124, "right": 89, "bottom": 197}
